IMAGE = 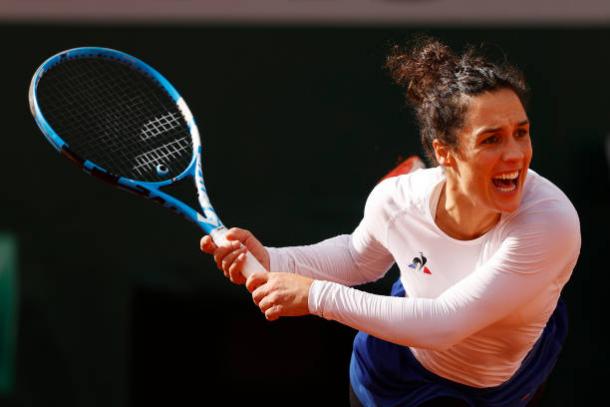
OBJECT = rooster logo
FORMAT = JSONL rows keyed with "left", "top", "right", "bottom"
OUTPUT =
{"left": 408, "top": 252, "right": 432, "bottom": 275}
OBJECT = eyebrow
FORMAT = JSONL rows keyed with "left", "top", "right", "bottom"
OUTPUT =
{"left": 476, "top": 120, "right": 530, "bottom": 136}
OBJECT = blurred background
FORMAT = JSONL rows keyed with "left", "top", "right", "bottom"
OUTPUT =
{"left": 1, "top": 1, "right": 609, "bottom": 406}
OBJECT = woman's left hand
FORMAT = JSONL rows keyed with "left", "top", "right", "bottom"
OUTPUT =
{"left": 246, "top": 272, "right": 314, "bottom": 321}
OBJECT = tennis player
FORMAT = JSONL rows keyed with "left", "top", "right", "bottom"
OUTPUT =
{"left": 201, "top": 37, "right": 580, "bottom": 406}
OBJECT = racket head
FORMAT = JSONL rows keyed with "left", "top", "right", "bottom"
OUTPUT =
{"left": 28, "top": 47, "right": 202, "bottom": 187}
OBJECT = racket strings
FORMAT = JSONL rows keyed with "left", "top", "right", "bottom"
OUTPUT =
{"left": 132, "top": 137, "right": 191, "bottom": 177}
{"left": 37, "top": 56, "right": 193, "bottom": 182}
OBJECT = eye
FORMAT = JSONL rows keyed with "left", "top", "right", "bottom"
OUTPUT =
{"left": 481, "top": 134, "right": 499, "bottom": 145}
{"left": 516, "top": 128, "right": 529, "bottom": 138}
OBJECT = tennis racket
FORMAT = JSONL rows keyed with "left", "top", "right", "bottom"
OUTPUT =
{"left": 28, "top": 47, "right": 267, "bottom": 277}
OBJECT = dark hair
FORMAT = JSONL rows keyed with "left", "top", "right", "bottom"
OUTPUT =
{"left": 386, "top": 36, "right": 529, "bottom": 165}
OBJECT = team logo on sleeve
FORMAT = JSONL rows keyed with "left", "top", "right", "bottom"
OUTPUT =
{"left": 408, "top": 252, "right": 432, "bottom": 275}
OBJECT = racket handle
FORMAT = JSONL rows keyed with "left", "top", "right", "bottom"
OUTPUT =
{"left": 242, "top": 251, "right": 268, "bottom": 278}
{"left": 209, "top": 227, "right": 268, "bottom": 278}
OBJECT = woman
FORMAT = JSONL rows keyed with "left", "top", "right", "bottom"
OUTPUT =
{"left": 201, "top": 37, "right": 581, "bottom": 406}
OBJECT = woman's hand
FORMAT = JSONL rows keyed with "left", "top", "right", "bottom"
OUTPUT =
{"left": 200, "top": 227, "right": 270, "bottom": 285}
{"left": 246, "top": 272, "right": 314, "bottom": 321}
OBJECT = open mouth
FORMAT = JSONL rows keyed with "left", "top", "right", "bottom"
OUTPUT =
{"left": 492, "top": 170, "right": 520, "bottom": 193}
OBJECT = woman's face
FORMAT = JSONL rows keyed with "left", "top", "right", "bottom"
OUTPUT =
{"left": 445, "top": 88, "right": 532, "bottom": 214}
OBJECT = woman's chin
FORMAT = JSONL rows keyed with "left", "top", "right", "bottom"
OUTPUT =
{"left": 489, "top": 187, "right": 523, "bottom": 213}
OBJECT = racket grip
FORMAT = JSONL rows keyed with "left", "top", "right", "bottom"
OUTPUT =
{"left": 209, "top": 227, "right": 268, "bottom": 278}
{"left": 242, "top": 251, "right": 268, "bottom": 278}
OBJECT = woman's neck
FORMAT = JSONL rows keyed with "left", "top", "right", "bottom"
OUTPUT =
{"left": 435, "top": 182, "right": 500, "bottom": 240}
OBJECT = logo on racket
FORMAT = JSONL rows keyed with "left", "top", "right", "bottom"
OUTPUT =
{"left": 408, "top": 252, "right": 432, "bottom": 275}
{"left": 132, "top": 137, "right": 189, "bottom": 177}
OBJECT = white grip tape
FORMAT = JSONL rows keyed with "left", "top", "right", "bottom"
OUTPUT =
{"left": 242, "top": 251, "right": 268, "bottom": 278}
{"left": 210, "top": 227, "right": 268, "bottom": 278}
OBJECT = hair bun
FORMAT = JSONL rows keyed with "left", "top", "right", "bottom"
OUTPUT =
{"left": 386, "top": 36, "right": 457, "bottom": 105}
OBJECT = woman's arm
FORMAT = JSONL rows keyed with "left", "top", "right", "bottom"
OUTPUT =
{"left": 307, "top": 205, "right": 581, "bottom": 351}
{"left": 202, "top": 178, "right": 399, "bottom": 286}
{"left": 267, "top": 178, "right": 400, "bottom": 285}
{"left": 267, "top": 233, "right": 394, "bottom": 286}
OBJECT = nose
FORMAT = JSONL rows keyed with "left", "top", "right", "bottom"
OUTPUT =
{"left": 502, "top": 136, "right": 526, "bottom": 162}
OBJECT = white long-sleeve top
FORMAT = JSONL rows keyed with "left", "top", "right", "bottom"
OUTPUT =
{"left": 267, "top": 166, "right": 580, "bottom": 388}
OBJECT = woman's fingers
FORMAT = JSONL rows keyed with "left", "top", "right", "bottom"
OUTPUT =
{"left": 200, "top": 229, "right": 269, "bottom": 285}
{"left": 221, "top": 245, "right": 246, "bottom": 273}
{"left": 226, "top": 228, "right": 270, "bottom": 271}
{"left": 246, "top": 272, "right": 269, "bottom": 294}
{"left": 227, "top": 252, "right": 248, "bottom": 284}
{"left": 256, "top": 290, "right": 283, "bottom": 321}
{"left": 265, "top": 306, "right": 282, "bottom": 321}
{"left": 250, "top": 274, "right": 284, "bottom": 320}
{"left": 199, "top": 235, "right": 217, "bottom": 254}
{"left": 225, "top": 227, "right": 253, "bottom": 246}
{"left": 210, "top": 241, "right": 237, "bottom": 270}
{"left": 248, "top": 273, "right": 314, "bottom": 320}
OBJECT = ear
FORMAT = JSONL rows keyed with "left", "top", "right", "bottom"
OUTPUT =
{"left": 432, "top": 139, "right": 456, "bottom": 168}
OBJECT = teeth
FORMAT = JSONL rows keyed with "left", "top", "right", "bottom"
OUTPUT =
{"left": 493, "top": 171, "right": 519, "bottom": 180}
{"left": 496, "top": 184, "right": 517, "bottom": 192}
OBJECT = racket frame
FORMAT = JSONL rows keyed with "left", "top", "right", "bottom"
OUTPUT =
{"left": 28, "top": 47, "right": 262, "bottom": 267}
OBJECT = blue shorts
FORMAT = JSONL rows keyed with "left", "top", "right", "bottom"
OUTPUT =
{"left": 349, "top": 279, "right": 568, "bottom": 407}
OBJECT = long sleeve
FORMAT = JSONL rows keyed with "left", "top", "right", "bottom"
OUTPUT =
{"left": 267, "top": 178, "right": 398, "bottom": 286}
{"left": 308, "top": 202, "right": 581, "bottom": 351}
{"left": 267, "top": 233, "right": 395, "bottom": 286}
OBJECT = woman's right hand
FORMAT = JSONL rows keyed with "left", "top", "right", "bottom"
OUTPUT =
{"left": 200, "top": 227, "right": 270, "bottom": 285}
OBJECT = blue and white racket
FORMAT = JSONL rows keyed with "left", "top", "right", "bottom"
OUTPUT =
{"left": 29, "top": 47, "right": 267, "bottom": 277}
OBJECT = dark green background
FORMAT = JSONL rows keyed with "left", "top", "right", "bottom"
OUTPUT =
{"left": 0, "top": 24, "right": 608, "bottom": 406}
